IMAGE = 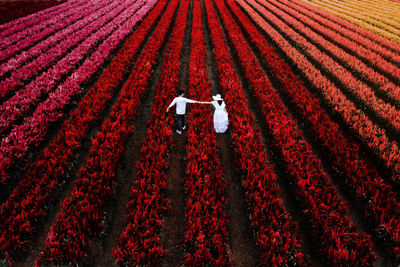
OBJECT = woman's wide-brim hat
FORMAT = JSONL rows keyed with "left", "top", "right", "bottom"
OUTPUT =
{"left": 212, "top": 94, "right": 223, "bottom": 101}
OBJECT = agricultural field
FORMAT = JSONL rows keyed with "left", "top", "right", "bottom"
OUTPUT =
{"left": 0, "top": 0, "right": 400, "bottom": 266}
{"left": 0, "top": 0, "right": 66, "bottom": 25}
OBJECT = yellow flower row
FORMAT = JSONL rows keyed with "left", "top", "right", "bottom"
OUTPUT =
{"left": 299, "top": 0, "right": 400, "bottom": 44}
{"left": 341, "top": 0, "right": 400, "bottom": 19}
{"left": 330, "top": 0, "right": 400, "bottom": 25}
{"left": 358, "top": 0, "right": 400, "bottom": 11}
{"left": 325, "top": 0, "right": 400, "bottom": 28}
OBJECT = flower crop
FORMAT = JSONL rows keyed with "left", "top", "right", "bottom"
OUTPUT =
{"left": 206, "top": 0, "right": 306, "bottom": 264}
{"left": 0, "top": 0, "right": 149, "bottom": 184}
{"left": 35, "top": 0, "right": 178, "bottom": 264}
{"left": 229, "top": 0, "right": 400, "bottom": 260}
{"left": 182, "top": 1, "right": 230, "bottom": 265}
{"left": 113, "top": 0, "right": 189, "bottom": 264}
{"left": 0, "top": 0, "right": 159, "bottom": 263}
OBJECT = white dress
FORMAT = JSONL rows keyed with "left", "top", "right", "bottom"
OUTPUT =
{"left": 212, "top": 101, "right": 229, "bottom": 133}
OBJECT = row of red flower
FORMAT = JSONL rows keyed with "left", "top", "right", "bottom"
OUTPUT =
{"left": 113, "top": 0, "right": 188, "bottom": 264}
{"left": 0, "top": 0, "right": 148, "bottom": 185}
{"left": 181, "top": 1, "right": 230, "bottom": 265}
{"left": 0, "top": 0, "right": 161, "bottom": 263}
{"left": 249, "top": 0, "right": 400, "bottom": 138}
{"left": 236, "top": 0, "right": 400, "bottom": 184}
{"left": 0, "top": 0, "right": 69, "bottom": 37}
{"left": 205, "top": 0, "right": 306, "bottom": 265}
{"left": 35, "top": 0, "right": 176, "bottom": 264}
{"left": 232, "top": 0, "right": 377, "bottom": 264}
{"left": 230, "top": 0, "right": 400, "bottom": 261}
{"left": 0, "top": 0, "right": 121, "bottom": 138}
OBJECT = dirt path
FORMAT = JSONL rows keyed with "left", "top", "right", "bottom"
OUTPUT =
{"left": 161, "top": 1, "right": 192, "bottom": 266}
{"left": 200, "top": 0, "right": 260, "bottom": 265}
{"left": 162, "top": 134, "right": 188, "bottom": 267}
{"left": 215, "top": 133, "right": 261, "bottom": 266}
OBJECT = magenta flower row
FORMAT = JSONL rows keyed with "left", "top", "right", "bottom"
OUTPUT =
{"left": 0, "top": 0, "right": 83, "bottom": 41}
{"left": 0, "top": 0, "right": 159, "bottom": 263}
{"left": 0, "top": 0, "right": 127, "bottom": 137}
{"left": 0, "top": 0, "right": 89, "bottom": 55}
{"left": 0, "top": 0, "right": 114, "bottom": 79}
{"left": 35, "top": 0, "right": 165, "bottom": 263}
{"left": 0, "top": 0, "right": 149, "bottom": 184}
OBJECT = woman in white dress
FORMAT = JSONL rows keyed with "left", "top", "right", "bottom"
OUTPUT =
{"left": 204, "top": 94, "right": 229, "bottom": 133}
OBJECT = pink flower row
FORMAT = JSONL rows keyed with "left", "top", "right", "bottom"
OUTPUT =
{"left": 283, "top": 0, "right": 400, "bottom": 67}
{"left": 0, "top": 0, "right": 148, "bottom": 184}
{"left": 0, "top": 0, "right": 125, "bottom": 138}
{"left": 207, "top": 0, "right": 306, "bottom": 265}
{"left": 234, "top": 0, "right": 400, "bottom": 259}
{"left": 0, "top": 0, "right": 91, "bottom": 57}
{"left": 250, "top": 0, "right": 400, "bottom": 136}
{"left": 237, "top": 0, "right": 400, "bottom": 182}
{"left": 36, "top": 0, "right": 171, "bottom": 263}
{"left": 182, "top": 1, "right": 230, "bottom": 265}
{"left": 113, "top": 0, "right": 186, "bottom": 263}
{"left": 0, "top": 0, "right": 83, "bottom": 41}
{"left": 0, "top": 0, "right": 114, "bottom": 79}
{"left": 0, "top": 0, "right": 162, "bottom": 263}
{"left": 234, "top": 0, "right": 376, "bottom": 264}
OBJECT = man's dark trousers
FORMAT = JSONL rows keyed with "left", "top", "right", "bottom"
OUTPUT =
{"left": 176, "top": 114, "right": 185, "bottom": 131}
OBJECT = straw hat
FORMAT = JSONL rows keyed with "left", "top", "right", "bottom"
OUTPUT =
{"left": 212, "top": 94, "right": 223, "bottom": 101}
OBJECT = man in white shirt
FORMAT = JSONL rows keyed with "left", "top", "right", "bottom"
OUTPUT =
{"left": 166, "top": 90, "right": 203, "bottom": 134}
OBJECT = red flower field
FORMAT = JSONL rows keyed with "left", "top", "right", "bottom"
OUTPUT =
{"left": 0, "top": 0, "right": 399, "bottom": 265}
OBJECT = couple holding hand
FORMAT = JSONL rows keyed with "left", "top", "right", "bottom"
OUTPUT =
{"left": 166, "top": 90, "right": 229, "bottom": 134}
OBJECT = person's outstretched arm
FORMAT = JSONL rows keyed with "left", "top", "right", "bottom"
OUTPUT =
{"left": 185, "top": 98, "right": 199, "bottom": 104}
{"left": 166, "top": 98, "right": 177, "bottom": 112}
{"left": 183, "top": 97, "right": 211, "bottom": 104}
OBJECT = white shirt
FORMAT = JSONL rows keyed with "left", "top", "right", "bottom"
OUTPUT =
{"left": 168, "top": 96, "right": 197, "bottom": 115}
